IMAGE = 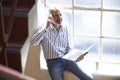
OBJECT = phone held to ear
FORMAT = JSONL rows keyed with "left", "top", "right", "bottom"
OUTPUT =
{"left": 48, "top": 15, "right": 60, "bottom": 28}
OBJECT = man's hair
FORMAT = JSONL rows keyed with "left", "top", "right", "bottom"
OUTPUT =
{"left": 49, "top": 6, "right": 62, "bottom": 15}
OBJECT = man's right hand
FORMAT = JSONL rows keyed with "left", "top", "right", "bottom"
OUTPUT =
{"left": 46, "top": 16, "right": 53, "bottom": 28}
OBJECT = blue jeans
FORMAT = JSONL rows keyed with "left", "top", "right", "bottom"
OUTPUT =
{"left": 46, "top": 58, "right": 93, "bottom": 80}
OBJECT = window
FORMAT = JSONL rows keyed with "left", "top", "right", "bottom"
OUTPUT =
{"left": 38, "top": 0, "right": 120, "bottom": 75}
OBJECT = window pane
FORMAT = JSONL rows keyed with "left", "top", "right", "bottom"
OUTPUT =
{"left": 99, "top": 63, "right": 120, "bottom": 75}
{"left": 103, "top": 0, "right": 120, "bottom": 9}
{"left": 74, "top": 10, "right": 100, "bottom": 36}
{"left": 62, "top": 9, "right": 73, "bottom": 31}
{"left": 74, "top": 37, "right": 99, "bottom": 60}
{"left": 46, "top": 0, "right": 72, "bottom": 7}
{"left": 102, "top": 38, "right": 120, "bottom": 62}
{"left": 74, "top": 0, "right": 101, "bottom": 8}
{"left": 77, "top": 61, "right": 96, "bottom": 74}
{"left": 102, "top": 12, "right": 120, "bottom": 37}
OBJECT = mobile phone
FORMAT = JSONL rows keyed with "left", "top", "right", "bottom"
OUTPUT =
{"left": 48, "top": 14, "right": 60, "bottom": 27}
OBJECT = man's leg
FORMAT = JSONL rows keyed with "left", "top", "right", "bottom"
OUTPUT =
{"left": 65, "top": 59, "right": 93, "bottom": 80}
{"left": 47, "top": 59, "right": 64, "bottom": 80}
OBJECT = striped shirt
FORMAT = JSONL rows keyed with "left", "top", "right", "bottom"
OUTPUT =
{"left": 30, "top": 24, "right": 72, "bottom": 59}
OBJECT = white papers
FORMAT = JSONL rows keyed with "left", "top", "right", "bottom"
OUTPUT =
{"left": 62, "top": 43, "right": 95, "bottom": 61}
{"left": 62, "top": 49, "right": 83, "bottom": 61}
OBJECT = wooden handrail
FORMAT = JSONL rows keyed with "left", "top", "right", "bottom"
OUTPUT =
{"left": 0, "top": 64, "right": 35, "bottom": 80}
{"left": 6, "top": 0, "right": 17, "bottom": 41}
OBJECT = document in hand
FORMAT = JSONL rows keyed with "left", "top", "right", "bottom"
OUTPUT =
{"left": 62, "top": 43, "right": 95, "bottom": 61}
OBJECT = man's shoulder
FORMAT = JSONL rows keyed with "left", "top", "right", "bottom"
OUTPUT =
{"left": 61, "top": 24, "right": 68, "bottom": 29}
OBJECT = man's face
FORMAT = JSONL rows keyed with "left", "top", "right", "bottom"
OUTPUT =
{"left": 52, "top": 10, "right": 62, "bottom": 24}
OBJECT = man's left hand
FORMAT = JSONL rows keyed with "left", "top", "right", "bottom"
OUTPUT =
{"left": 75, "top": 52, "right": 88, "bottom": 62}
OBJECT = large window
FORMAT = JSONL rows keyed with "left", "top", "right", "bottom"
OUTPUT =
{"left": 38, "top": 0, "right": 120, "bottom": 75}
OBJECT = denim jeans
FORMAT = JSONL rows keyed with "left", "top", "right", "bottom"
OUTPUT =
{"left": 46, "top": 58, "right": 93, "bottom": 80}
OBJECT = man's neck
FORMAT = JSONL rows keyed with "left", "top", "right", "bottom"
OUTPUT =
{"left": 52, "top": 23, "right": 61, "bottom": 32}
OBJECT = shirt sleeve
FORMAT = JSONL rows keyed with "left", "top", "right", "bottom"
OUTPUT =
{"left": 30, "top": 26, "right": 48, "bottom": 46}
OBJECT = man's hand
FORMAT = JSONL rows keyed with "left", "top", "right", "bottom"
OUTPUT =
{"left": 75, "top": 52, "right": 88, "bottom": 62}
{"left": 46, "top": 16, "right": 53, "bottom": 28}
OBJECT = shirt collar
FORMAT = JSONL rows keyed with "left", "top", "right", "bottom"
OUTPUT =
{"left": 50, "top": 24, "right": 64, "bottom": 32}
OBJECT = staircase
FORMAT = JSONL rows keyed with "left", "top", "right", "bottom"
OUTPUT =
{"left": 0, "top": 0, "right": 35, "bottom": 72}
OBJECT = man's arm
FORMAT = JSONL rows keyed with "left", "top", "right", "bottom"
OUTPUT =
{"left": 30, "top": 27, "right": 47, "bottom": 46}
{"left": 30, "top": 12, "right": 53, "bottom": 46}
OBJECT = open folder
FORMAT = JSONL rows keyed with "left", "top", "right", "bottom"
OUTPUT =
{"left": 62, "top": 43, "right": 95, "bottom": 61}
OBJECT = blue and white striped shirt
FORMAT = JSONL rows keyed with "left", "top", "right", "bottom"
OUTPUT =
{"left": 30, "top": 24, "right": 72, "bottom": 59}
